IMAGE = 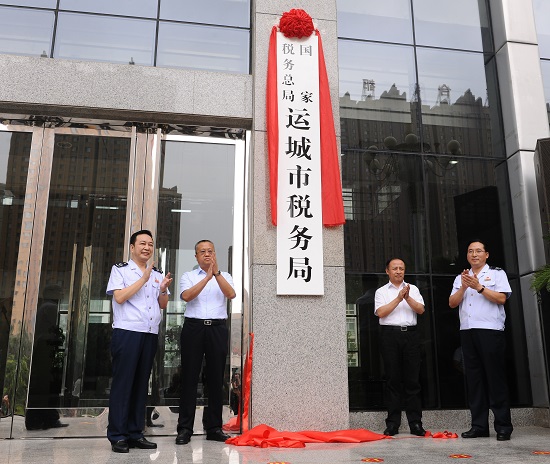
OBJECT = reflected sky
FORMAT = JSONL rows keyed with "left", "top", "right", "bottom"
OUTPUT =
{"left": 160, "top": 0, "right": 250, "bottom": 28}
{"left": 413, "top": 0, "right": 488, "bottom": 51}
{"left": 157, "top": 22, "right": 249, "bottom": 73}
{"left": 59, "top": 0, "right": 158, "bottom": 18}
{"left": 339, "top": 41, "right": 416, "bottom": 102}
{"left": 541, "top": 59, "right": 550, "bottom": 122}
{"left": 0, "top": 7, "right": 54, "bottom": 57}
{"left": 416, "top": 48, "right": 487, "bottom": 107}
{"left": 534, "top": 0, "right": 550, "bottom": 59}
{"left": 55, "top": 13, "right": 156, "bottom": 65}
{"left": 337, "top": 0, "right": 413, "bottom": 44}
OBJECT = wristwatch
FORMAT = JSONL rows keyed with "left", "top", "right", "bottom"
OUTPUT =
{"left": 214, "top": 270, "right": 221, "bottom": 276}
{"left": 477, "top": 286, "right": 485, "bottom": 294}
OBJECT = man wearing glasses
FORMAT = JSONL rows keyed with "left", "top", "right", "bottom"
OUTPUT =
{"left": 175, "top": 240, "right": 236, "bottom": 445}
{"left": 449, "top": 240, "right": 513, "bottom": 441}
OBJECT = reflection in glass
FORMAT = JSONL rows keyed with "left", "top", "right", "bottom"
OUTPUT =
{"left": 26, "top": 135, "right": 130, "bottom": 426}
{"left": 157, "top": 22, "right": 249, "bottom": 73}
{"left": 0, "top": 7, "right": 54, "bottom": 57}
{"left": 341, "top": 151, "right": 426, "bottom": 274}
{"left": 541, "top": 59, "right": 550, "bottom": 126}
{"left": 417, "top": 48, "right": 502, "bottom": 157}
{"left": 336, "top": 0, "right": 413, "bottom": 44}
{"left": 0, "top": 0, "right": 56, "bottom": 7}
{"left": 347, "top": 274, "right": 436, "bottom": 410}
{"left": 59, "top": 0, "right": 157, "bottom": 18}
{"left": 534, "top": 0, "right": 550, "bottom": 59}
{"left": 431, "top": 276, "right": 466, "bottom": 408}
{"left": 160, "top": 0, "right": 250, "bottom": 28}
{"left": 156, "top": 140, "right": 236, "bottom": 416}
{"left": 424, "top": 157, "right": 513, "bottom": 274}
{"left": 0, "top": 132, "right": 32, "bottom": 425}
{"left": 339, "top": 41, "right": 417, "bottom": 151}
{"left": 54, "top": 13, "right": 156, "bottom": 65}
{"left": 412, "top": 0, "right": 491, "bottom": 52}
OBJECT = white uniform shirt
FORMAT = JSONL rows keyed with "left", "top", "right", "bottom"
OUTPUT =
{"left": 374, "top": 281, "right": 424, "bottom": 327}
{"left": 451, "top": 264, "right": 511, "bottom": 331}
{"left": 180, "top": 268, "right": 234, "bottom": 320}
{"left": 106, "top": 259, "right": 168, "bottom": 334}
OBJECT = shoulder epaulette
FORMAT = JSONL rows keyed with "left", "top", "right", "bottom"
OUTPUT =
{"left": 115, "top": 262, "right": 128, "bottom": 268}
{"left": 489, "top": 266, "right": 503, "bottom": 270}
{"left": 153, "top": 266, "right": 163, "bottom": 273}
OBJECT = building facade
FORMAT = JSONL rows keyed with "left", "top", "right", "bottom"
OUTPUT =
{"left": 0, "top": 0, "right": 549, "bottom": 439}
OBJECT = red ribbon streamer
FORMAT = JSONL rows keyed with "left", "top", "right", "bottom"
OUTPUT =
{"left": 267, "top": 17, "right": 346, "bottom": 227}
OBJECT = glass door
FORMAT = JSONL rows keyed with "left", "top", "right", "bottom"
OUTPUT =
{"left": 145, "top": 133, "right": 246, "bottom": 435}
{"left": 0, "top": 124, "right": 43, "bottom": 439}
{"left": 0, "top": 122, "right": 247, "bottom": 439}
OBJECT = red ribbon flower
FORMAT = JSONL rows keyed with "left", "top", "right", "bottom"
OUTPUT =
{"left": 279, "top": 9, "right": 314, "bottom": 38}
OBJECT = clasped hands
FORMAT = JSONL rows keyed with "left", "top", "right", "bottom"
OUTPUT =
{"left": 398, "top": 284, "right": 411, "bottom": 301}
{"left": 461, "top": 270, "right": 480, "bottom": 291}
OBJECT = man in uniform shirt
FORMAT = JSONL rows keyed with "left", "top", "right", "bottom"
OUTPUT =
{"left": 106, "top": 230, "right": 172, "bottom": 453}
{"left": 449, "top": 240, "right": 513, "bottom": 441}
{"left": 176, "top": 240, "right": 236, "bottom": 445}
{"left": 375, "top": 258, "right": 426, "bottom": 437}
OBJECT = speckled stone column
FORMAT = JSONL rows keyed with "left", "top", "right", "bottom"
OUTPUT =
{"left": 250, "top": 1, "right": 349, "bottom": 431}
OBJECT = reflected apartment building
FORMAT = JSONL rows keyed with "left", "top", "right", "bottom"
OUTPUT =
{"left": 1, "top": 0, "right": 550, "bottom": 440}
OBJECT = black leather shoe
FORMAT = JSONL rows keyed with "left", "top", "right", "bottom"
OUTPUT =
{"left": 111, "top": 440, "right": 129, "bottom": 453}
{"left": 496, "top": 432, "right": 511, "bottom": 441}
{"left": 461, "top": 428, "right": 490, "bottom": 438}
{"left": 206, "top": 429, "right": 230, "bottom": 442}
{"left": 410, "top": 422, "right": 426, "bottom": 437}
{"left": 128, "top": 437, "right": 157, "bottom": 449}
{"left": 176, "top": 430, "right": 192, "bottom": 445}
{"left": 383, "top": 426, "right": 399, "bottom": 436}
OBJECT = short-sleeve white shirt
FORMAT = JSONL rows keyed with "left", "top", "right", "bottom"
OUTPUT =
{"left": 374, "top": 281, "right": 424, "bottom": 327}
{"left": 106, "top": 259, "right": 168, "bottom": 334}
{"left": 451, "top": 264, "right": 511, "bottom": 331}
{"left": 180, "top": 268, "right": 234, "bottom": 320}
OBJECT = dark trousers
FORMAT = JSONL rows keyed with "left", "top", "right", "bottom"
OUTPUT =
{"left": 107, "top": 329, "right": 158, "bottom": 443}
{"left": 460, "top": 329, "right": 513, "bottom": 434}
{"left": 380, "top": 327, "right": 422, "bottom": 428}
{"left": 178, "top": 319, "right": 228, "bottom": 434}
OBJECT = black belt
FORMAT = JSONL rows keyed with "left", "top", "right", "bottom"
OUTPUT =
{"left": 381, "top": 325, "right": 416, "bottom": 332}
{"left": 185, "top": 317, "right": 226, "bottom": 326}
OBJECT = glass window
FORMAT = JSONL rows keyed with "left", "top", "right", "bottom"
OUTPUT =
{"left": 412, "top": 0, "right": 491, "bottom": 52}
{"left": 27, "top": 134, "right": 130, "bottom": 415}
{"left": 347, "top": 274, "right": 435, "bottom": 410}
{"left": 342, "top": 152, "right": 427, "bottom": 273}
{"left": 336, "top": 0, "right": 413, "bottom": 44}
{"left": 59, "top": 0, "right": 158, "bottom": 18}
{"left": 54, "top": 12, "right": 156, "bottom": 65}
{"left": 424, "top": 157, "right": 515, "bottom": 274}
{"left": 156, "top": 139, "right": 236, "bottom": 407}
{"left": 0, "top": 1, "right": 56, "bottom": 7}
{"left": 541, "top": 59, "right": 550, "bottom": 126}
{"left": 157, "top": 22, "right": 249, "bottom": 73}
{"left": 0, "top": 132, "right": 32, "bottom": 421}
{"left": 534, "top": 0, "right": 550, "bottom": 59}
{"left": 160, "top": 0, "right": 250, "bottom": 28}
{"left": 431, "top": 276, "right": 467, "bottom": 408}
{"left": 417, "top": 48, "right": 503, "bottom": 157}
{"left": 0, "top": 7, "right": 54, "bottom": 57}
{"left": 339, "top": 41, "right": 418, "bottom": 151}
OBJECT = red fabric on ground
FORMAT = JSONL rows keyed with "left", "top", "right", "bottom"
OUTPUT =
{"left": 226, "top": 424, "right": 386, "bottom": 448}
